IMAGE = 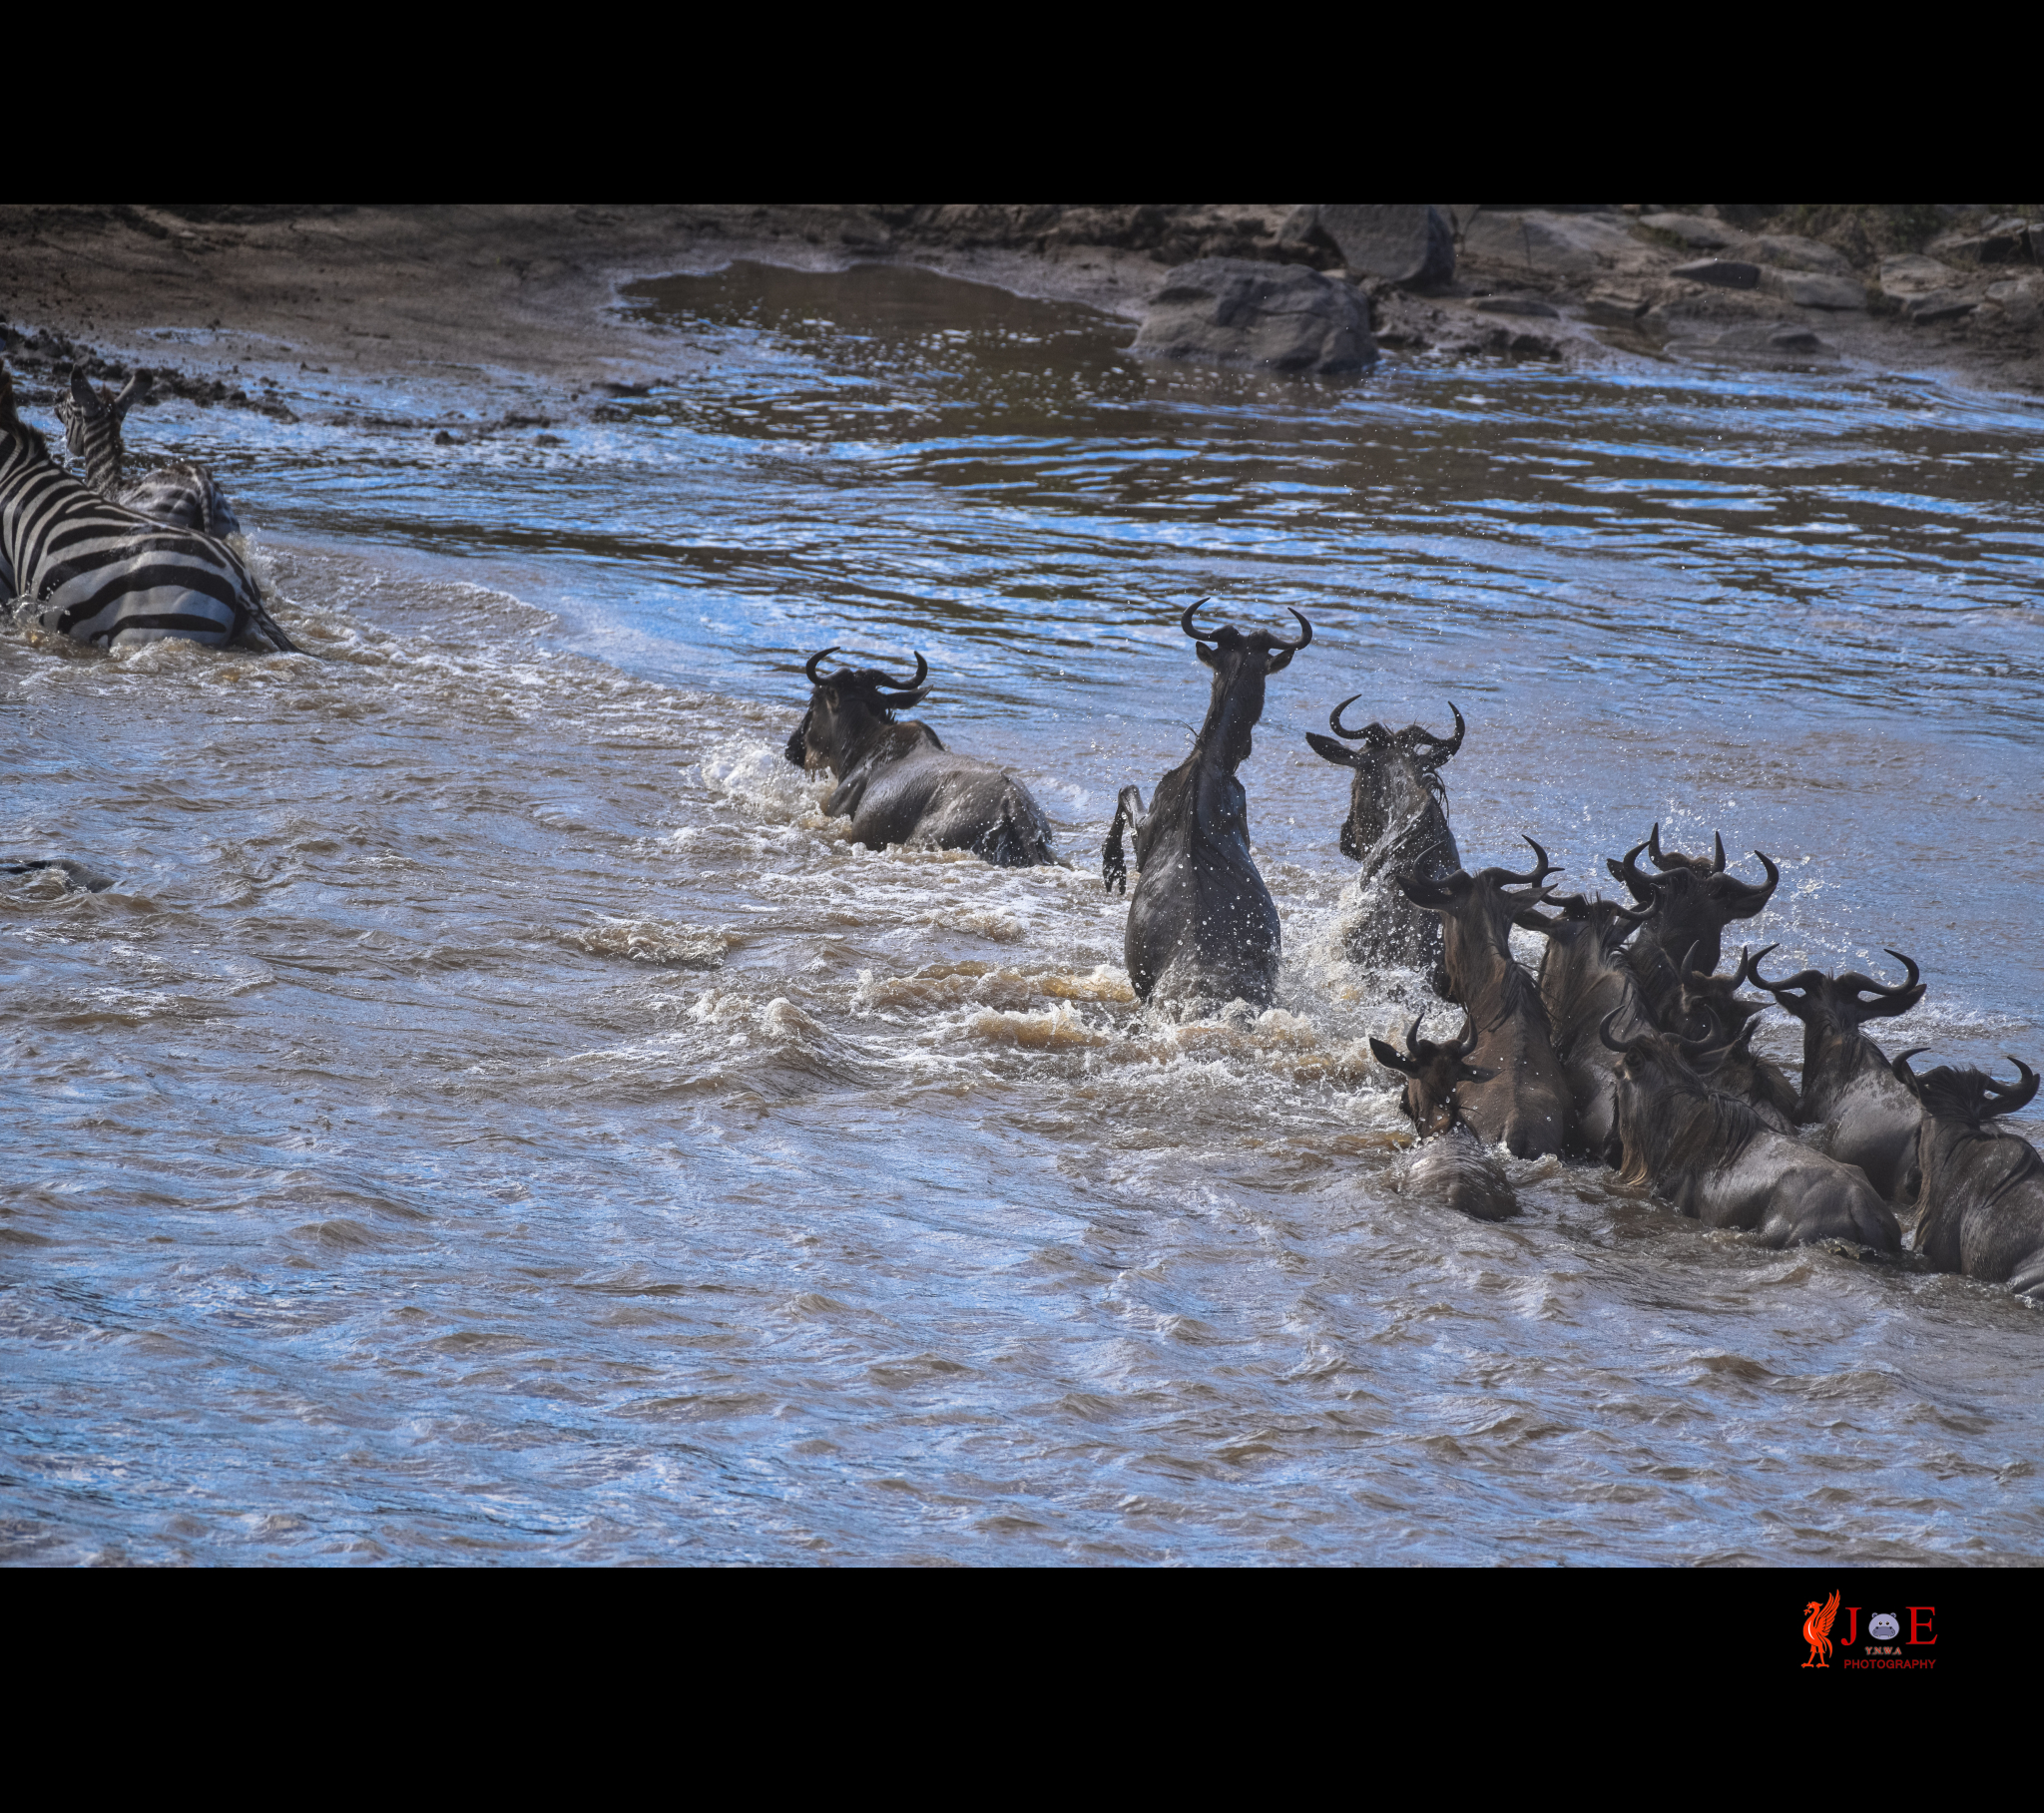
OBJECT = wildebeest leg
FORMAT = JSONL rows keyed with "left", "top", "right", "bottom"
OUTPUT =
{"left": 1103, "top": 786, "right": 1147, "bottom": 895}
{"left": 823, "top": 775, "right": 867, "bottom": 819}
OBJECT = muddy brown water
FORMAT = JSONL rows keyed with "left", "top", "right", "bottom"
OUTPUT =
{"left": 4, "top": 261, "right": 2042, "bottom": 1564}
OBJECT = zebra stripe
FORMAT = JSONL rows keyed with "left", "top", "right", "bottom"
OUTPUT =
{"left": 57, "top": 369, "right": 243, "bottom": 539}
{"left": 1, "top": 365, "right": 291, "bottom": 653}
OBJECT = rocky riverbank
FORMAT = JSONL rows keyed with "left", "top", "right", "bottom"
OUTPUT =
{"left": 1, "top": 204, "right": 2038, "bottom": 413}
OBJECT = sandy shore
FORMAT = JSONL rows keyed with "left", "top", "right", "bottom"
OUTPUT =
{"left": 2, "top": 204, "right": 2038, "bottom": 421}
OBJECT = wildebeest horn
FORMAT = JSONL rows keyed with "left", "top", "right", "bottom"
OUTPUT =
{"left": 1397, "top": 868, "right": 1462, "bottom": 909}
{"left": 873, "top": 651, "right": 929, "bottom": 693}
{"left": 1275, "top": 609, "right": 1311, "bottom": 651}
{"left": 1720, "top": 850, "right": 1781, "bottom": 918}
{"left": 1679, "top": 941, "right": 1707, "bottom": 984}
{"left": 1327, "top": 694, "right": 1374, "bottom": 740}
{"left": 1862, "top": 949, "right": 1922, "bottom": 997}
{"left": 1983, "top": 1060, "right": 2041, "bottom": 1117}
{"left": 1711, "top": 831, "right": 1726, "bottom": 874}
{"left": 1647, "top": 822, "right": 1679, "bottom": 871}
{"left": 1490, "top": 835, "right": 1557, "bottom": 888}
{"left": 1598, "top": 1008, "right": 1634, "bottom": 1055}
{"left": 1732, "top": 945, "right": 1777, "bottom": 989}
{"left": 1448, "top": 1014, "right": 1478, "bottom": 1059}
{"left": 1891, "top": 1047, "right": 1930, "bottom": 1099}
{"left": 1747, "top": 947, "right": 1823, "bottom": 997}
{"left": 1180, "top": 599, "right": 1214, "bottom": 641}
{"left": 804, "top": 646, "right": 840, "bottom": 683}
{"left": 1417, "top": 701, "right": 1466, "bottom": 759}
{"left": 1607, "top": 840, "right": 1657, "bottom": 906}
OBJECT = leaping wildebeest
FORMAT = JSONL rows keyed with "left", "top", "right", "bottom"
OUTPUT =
{"left": 1607, "top": 824, "right": 1779, "bottom": 1017}
{"left": 1397, "top": 838, "right": 1574, "bottom": 1158}
{"left": 1754, "top": 949, "right": 1926, "bottom": 1204}
{"left": 1892, "top": 1050, "right": 2044, "bottom": 1299}
{"left": 1103, "top": 601, "right": 1310, "bottom": 1009}
{"left": 785, "top": 647, "right": 1058, "bottom": 866}
{"left": 1601, "top": 1013, "right": 1900, "bottom": 1252}
{"left": 1370, "top": 1015, "right": 1518, "bottom": 1221}
{"left": 1306, "top": 696, "right": 1463, "bottom": 984}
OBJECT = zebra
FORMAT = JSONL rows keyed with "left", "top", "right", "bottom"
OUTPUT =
{"left": 0, "top": 364, "right": 296, "bottom": 653}
{"left": 54, "top": 368, "right": 242, "bottom": 539}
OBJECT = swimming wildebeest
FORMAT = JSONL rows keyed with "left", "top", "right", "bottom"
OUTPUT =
{"left": 1608, "top": 824, "right": 1779, "bottom": 1007}
{"left": 1371, "top": 1014, "right": 1518, "bottom": 1221}
{"left": 1515, "top": 891, "right": 1655, "bottom": 1163}
{"left": 1601, "top": 1012, "right": 1900, "bottom": 1252}
{"left": 1306, "top": 696, "right": 1463, "bottom": 983}
{"left": 1891, "top": 1050, "right": 2044, "bottom": 1299}
{"left": 1753, "top": 948, "right": 1926, "bottom": 1203}
{"left": 1672, "top": 946, "right": 1799, "bottom": 1133}
{"left": 785, "top": 647, "right": 1058, "bottom": 866}
{"left": 1397, "top": 838, "right": 1573, "bottom": 1158}
{"left": 1103, "top": 600, "right": 1310, "bottom": 1009}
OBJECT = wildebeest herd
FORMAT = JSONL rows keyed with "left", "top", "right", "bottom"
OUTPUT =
{"left": 4, "top": 361, "right": 2040, "bottom": 1306}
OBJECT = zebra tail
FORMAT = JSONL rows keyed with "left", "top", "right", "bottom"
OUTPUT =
{"left": 247, "top": 593, "right": 302, "bottom": 655}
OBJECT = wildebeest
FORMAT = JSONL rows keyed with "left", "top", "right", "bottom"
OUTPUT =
{"left": 1601, "top": 1013, "right": 1899, "bottom": 1252}
{"left": 1102, "top": 601, "right": 1310, "bottom": 1009}
{"left": 1892, "top": 1051, "right": 2044, "bottom": 1299}
{"left": 1397, "top": 838, "right": 1573, "bottom": 1157}
{"left": 785, "top": 647, "right": 1058, "bottom": 866}
{"left": 1608, "top": 824, "right": 1779, "bottom": 997}
{"left": 1672, "top": 946, "right": 1799, "bottom": 1133}
{"left": 1753, "top": 948, "right": 1926, "bottom": 1203}
{"left": 1370, "top": 1014, "right": 1518, "bottom": 1220}
{"left": 1515, "top": 891, "right": 1655, "bottom": 1163}
{"left": 1306, "top": 697, "right": 1463, "bottom": 982}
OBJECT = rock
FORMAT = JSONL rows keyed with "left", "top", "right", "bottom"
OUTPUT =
{"left": 1639, "top": 213, "right": 1739, "bottom": 249}
{"left": 1665, "top": 322, "right": 1837, "bottom": 364}
{"left": 1767, "top": 326, "right": 1827, "bottom": 352}
{"left": 1674, "top": 258, "right": 1760, "bottom": 289}
{"left": 1985, "top": 274, "right": 2043, "bottom": 329}
{"left": 1472, "top": 296, "right": 1558, "bottom": 316}
{"left": 1761, "top": 269, "right": 1866, "bottom": 309}
{"left": 1132, "top": 259, "right": 1375, "bottom": 375}
{"left": 1313, "top": 205, "right": 1454, "bottom": 286}
{"left": 432, "top": 429, "right": 456, "bottom": 445}
{"left": 1934, "top": 224, "right": 2039, "bottom": 265}
{"left": 1729, "top": 233, "right": 1853, "bottom": 274}
{"left": 1905, "top": 289, "right": 1978, "bottom": 323}
{"left": 1461, "top": 210, "right": 1638, "bottom": 275}
{"left": 1584, "top": 290, "right": 1649, "bottom": 326}
{"left": 1878, "top": 252, "right": 1962, "bottom": 297}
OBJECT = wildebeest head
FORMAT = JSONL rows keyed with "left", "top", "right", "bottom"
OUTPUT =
{"left": 1397, "top": 837, "right": 1560, "bottom": 1001}
{"left": 1371, "top": 1013, "right": 1495, "bottom": 1135}
{"left": 1678, "top": 943, "right": 1779, "bottom": 1044}
{"left": 1607, "top": 822, "right": 1779, "bottom": 976}
{"left": 1515, "top": 889, "right": 1653, "bottom": 954}
{"left": 1306, "top": 696, "right": 1463, "bottom": 864}
{"left": 1751, "top": 947, "right": 1923, "bottom": 1038}
{"left": 1597, "top": 1009, "right": 1757, "bottom": 1183}
{"left": 1181, "top": 599, "right": 1311, "bottom": 767}
{"left": 1890, "top": 1050, "right": 2039, "bottom": 1127}
{"left": 784, "top": 645, "right": 931, "bottom": 775}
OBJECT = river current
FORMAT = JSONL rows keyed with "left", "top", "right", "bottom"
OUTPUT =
{"left": 5, "top": 261, "right": 2042, "bottom": 1565}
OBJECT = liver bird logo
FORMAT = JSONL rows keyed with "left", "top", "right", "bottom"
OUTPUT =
{"left": 1802, "top": 1589, "right": 1841, "bottom": 1667}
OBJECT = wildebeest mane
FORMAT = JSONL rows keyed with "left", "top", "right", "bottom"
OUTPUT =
{"left": 1614, "top": 1047, "right": 1763, "bottom": 1188}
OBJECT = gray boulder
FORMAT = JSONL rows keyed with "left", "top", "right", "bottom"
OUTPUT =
{"left": 1133, "top": 259, "right": 1375, "bottom": 375}
{"left": 1640, "top": 213, "right": 1740, "bottom": 250}
{"left": 1314, "top": 205, "right": 1455, "bottom": 285}
{"left": 1730, "top": 233, "right": 1853, "bottom": 274}
{"left": 1674, "top": 258, "right": 1761, "bottom": 289}
{"left": 1761, "top": 268, "right": 1866, "bottom": 309}
{"left": 1879, "top": 252, "right": 1963, "bottom": 296}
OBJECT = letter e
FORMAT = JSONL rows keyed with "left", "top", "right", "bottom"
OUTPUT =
{"left": 1907, "top": 1606, "right": 1935, "bottom": 1644}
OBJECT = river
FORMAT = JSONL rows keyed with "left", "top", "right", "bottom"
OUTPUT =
{"left": 4, "top": 259, "right": 2041, "bottom": 1564}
